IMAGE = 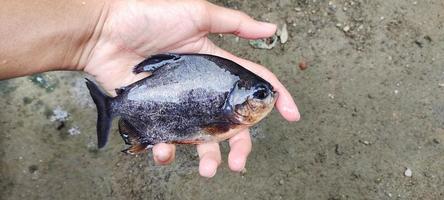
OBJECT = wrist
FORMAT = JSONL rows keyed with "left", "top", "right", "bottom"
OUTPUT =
{"left": 61, "top": 0, "right": 111, "bottom": 72}
{"left": 0, "top": 0, "right": 110, "bottom": 79}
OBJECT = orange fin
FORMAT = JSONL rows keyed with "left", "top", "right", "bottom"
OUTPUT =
{"left": 202, "top": 122, "right": 231, "bottom": 135}
{"left": 118, "top": 119, "right": 140, "bottom": 145}
{"left": 118, "top": 119, "right": 150, "bottom": 155}
{"left": 171, "top": 138, "right": 207, "bottom": 145}
{"left": 122, "top": 143, "right": 149, "bottom": 155}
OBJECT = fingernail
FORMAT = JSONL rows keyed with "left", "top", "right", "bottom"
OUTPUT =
{"left": 155, "top": 149, "right": 170, "bottom": 162}
{"left": 258, "top": 21, "right": 277, "bottom": 29}
{"left": 282, "top": 104, "right": 300, "bottom": 121}
{"left": 200, "top": 160, "right": 218, "bottom": 178}
{"left": 207, "top": 168, "right": 217, "bottom": 178}
{"left": 231, "top": 158, "right": 246, "bottom": 172}
{"left": 282, "top": 104, "right": 297, "bottom": 115}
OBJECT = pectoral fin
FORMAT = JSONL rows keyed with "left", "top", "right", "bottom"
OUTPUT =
{"left": 118, "top": 119, "right": 149, "bottom": 155}
{"left": 202, "top": 122, "right": 232, "bottom": 135}
{"left": 202, "top": 122, "right": 245, "bottom": 142}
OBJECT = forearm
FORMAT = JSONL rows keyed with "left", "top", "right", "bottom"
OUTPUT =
{"left": 0, "top": 0, "right": 108, "bottom": 79}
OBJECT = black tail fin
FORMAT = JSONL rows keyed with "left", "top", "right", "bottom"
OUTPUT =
{"left": 85, "top": 78, "right": 113, "bottom": 148}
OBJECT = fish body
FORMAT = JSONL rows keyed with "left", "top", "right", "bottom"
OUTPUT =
{"left": 86, "top": 54, "right": 276, "bottom": 154}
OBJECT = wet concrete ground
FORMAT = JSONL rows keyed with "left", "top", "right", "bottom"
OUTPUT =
{"left": 1, "top": 0, "right": 444, "bottom": 199}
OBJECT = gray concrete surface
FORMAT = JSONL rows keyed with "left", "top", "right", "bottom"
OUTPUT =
{"left": 1, "top": 0, "right": 444, "bottom": 199}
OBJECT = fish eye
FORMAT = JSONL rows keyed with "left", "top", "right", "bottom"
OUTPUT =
{"left": 253, "top": 85, "right": 269, "bottom": 100}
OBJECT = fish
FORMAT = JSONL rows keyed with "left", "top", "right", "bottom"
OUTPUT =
{"left": 86, "top": 53, "right": 277, "bottom": 154}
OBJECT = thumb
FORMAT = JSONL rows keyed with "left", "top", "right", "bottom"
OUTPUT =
{"left": 205, "top": 3, "right": 277, "bottom": 39}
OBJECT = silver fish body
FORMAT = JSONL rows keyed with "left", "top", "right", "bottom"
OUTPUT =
{"left": 86, "top": 53, "right": 276, "bottom": 154}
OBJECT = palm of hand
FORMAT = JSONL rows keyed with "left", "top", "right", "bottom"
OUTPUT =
{"left": 83, "top": 0, "right": 299, "bottom": 177}
{"left": 85, "top": 0, "right": 211, "bottom": 92}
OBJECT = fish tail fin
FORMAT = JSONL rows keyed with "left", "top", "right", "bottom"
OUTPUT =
{"left": 85, "top": 78, "right": 113, "bottom": 148}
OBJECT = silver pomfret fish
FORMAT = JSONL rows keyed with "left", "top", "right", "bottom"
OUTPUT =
{"left": 86, "top": 53, "right": 277, "bottom": 154}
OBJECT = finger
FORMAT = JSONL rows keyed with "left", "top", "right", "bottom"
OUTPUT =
{"left": 205, "top": 3, "right": 277, "bottom": 39}
{"left": 228, "top": 129, "right": 252, "bottom": 172}
{"left": 198, "top": 39, "right": 300, "bottom": 121}
{"left": 152, "top": 143, "right": 176, "bottom": 165}
{"left": 197, "top": 142, "right": 221, "bottom": 178}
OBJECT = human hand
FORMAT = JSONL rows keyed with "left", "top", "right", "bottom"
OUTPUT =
{"left": 81, "top": 0, "right": 300, "bottom": 177}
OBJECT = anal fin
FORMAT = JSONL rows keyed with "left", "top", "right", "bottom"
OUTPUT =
{"left": 122, "top": 144, "right": 150, "bottom": 155}
{"left": 118, "top": 119, "right": 149, "bottom": 155}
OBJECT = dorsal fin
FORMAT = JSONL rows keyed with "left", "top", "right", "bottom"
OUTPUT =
{"left": 115, "top": 88, "right": 125, "bottom": 95}
{"left": 133, "top": 53, "right": 182, "bottom": 74}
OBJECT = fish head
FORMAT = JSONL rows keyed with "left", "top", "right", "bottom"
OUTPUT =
{"left": 224, "top": 79, "right": 277, "bottom": 125}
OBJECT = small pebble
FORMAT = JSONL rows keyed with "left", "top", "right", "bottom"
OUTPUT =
{"left": 50, "top": 106, "right": 69, "bottom": 122}
{"left": 249, "top": 35, "right": 278, "bottom": 49}
{"left": 343, "top": 25, "right": 350, "bottom": 32}
{"left": 280, "top": 24, "right": 288, "bottom": 44}
{"left": 404, "top": 168, "right": 412, "bottom": 177}
{"left": 334, "top": 144, "right": 343, "bottom": 155}
{"left": 439, "top": 83, "right": 444, "bottom": 87}
{"left": 359, "top": 140, "right": 371, "bottom": 145}
{"left": 298, "top": 58, "right": 308, "bottom": 70}
{"left": 28, "top": 165, "right": 38, "bottom": 173}
{"left": 68, "top": 126, "right": 81, "bottom": 136}
{"left": 328, "top": 1, "right": 337, "bottom": 12}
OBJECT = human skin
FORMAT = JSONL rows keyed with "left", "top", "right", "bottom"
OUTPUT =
{"left": 0, "top": 0, "right": 300, "bottom": 177}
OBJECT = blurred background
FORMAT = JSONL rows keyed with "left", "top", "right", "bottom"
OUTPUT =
{"left": 1, "top": 0, "right": 443, "bottom": 199}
